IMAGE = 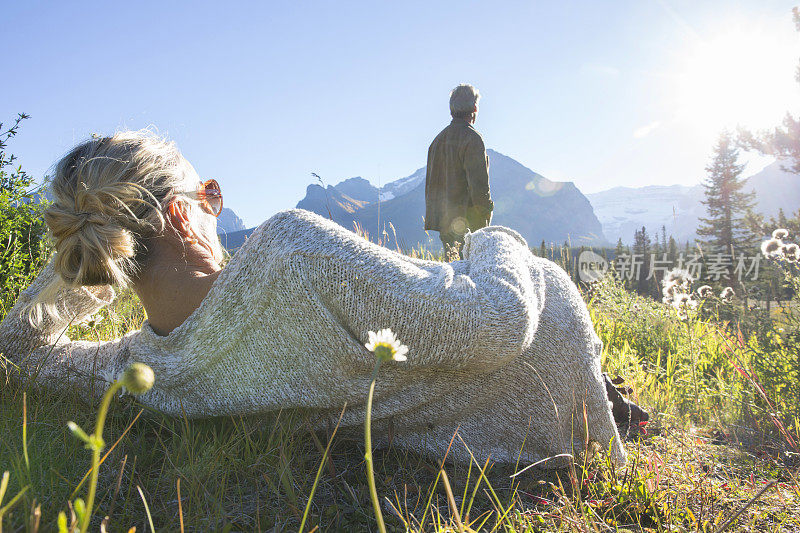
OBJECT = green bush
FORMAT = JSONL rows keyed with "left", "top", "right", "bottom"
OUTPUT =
{"left": 0, "top": 114, "right": 50, "bottom": 319}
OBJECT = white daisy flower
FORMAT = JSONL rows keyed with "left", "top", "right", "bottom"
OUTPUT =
{"left": 365, "top": 328, "right": 408, "bottom": 362}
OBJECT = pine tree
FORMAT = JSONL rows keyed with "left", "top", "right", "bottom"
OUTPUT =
{"left": 696, "top": 132, "right": 757, "bottom": 262}
{"left": 668, "top": 236, "right": 678, "bottom": 264}
{"left": 653, "top": 229, "right": 662, "bottom": 255}
{"left": 632, "top": 226, "right": 652, "bottom": 296}
{"left": 745, "top": 206, "right": 800, "bottom": 238}
{"left": 539, "top": 240, "right": 547, "bottom": 258}
{"left": 614, "top": 237, "right": 625, "bottom": 259}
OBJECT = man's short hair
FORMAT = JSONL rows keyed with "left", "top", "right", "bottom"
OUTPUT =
{"left": 449, "top": 84, "right": 480, "bottom": 118}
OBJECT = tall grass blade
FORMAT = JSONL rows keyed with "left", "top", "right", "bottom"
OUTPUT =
{"left": 298, "top": 404, "right": 346, "bottom": 533}
{"left": 22, "top": 393, "right": 29, "bottom": 472}
{"left": 136, "top": 485, "right": 155, "bottom": 533}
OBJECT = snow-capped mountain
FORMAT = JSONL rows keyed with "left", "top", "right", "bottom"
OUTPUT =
{"left": 378, "top": 168, "right": 425, "bottom": 202}
{"left": 586, "top": 185, "right": 705, "bottom": 244}
{"left": 586, "top": 160, "right": 800, "bottom": 244}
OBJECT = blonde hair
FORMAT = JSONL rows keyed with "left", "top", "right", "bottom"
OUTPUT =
{"left": 29, "top": 130, "right": 195, "bottom": 322}
{"left": 449, "top": 84, "right": 480, "bottom": 118}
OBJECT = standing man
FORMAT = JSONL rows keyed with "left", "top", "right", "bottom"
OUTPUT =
{"left": 425, "top": 84, "right": 494, "bottom": 257}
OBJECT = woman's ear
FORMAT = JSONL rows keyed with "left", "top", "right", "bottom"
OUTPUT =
{"left": 166, "top": 200, "right": 197, "bottom": 244}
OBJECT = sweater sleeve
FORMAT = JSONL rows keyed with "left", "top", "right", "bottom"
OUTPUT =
{"left": 0, "top": 260, "right": 127, "bottom": 397}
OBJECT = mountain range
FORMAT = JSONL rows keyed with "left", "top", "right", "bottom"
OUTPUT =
{"left": 587, "top": 160, "right": 800, "bottom": 244}
{"left": 220, "top": 155, "right": 800, "bottom": 250}
{"left": 295, "top": 149, "right": 606, "bottom": 249}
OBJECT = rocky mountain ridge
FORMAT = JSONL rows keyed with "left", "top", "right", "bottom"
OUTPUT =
{"left": 295, "top": 149, "right": 607, "bottom": 249}
{"left": 222, "top": 158, "right": 800, "bottom": 251}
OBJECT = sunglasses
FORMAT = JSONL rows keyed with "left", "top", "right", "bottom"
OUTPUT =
{"left": 184, "top": 179, "right": 223, "bottom": 217}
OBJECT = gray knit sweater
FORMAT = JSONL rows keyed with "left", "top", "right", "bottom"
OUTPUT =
{"left": 0, "top": 209, "right": 625, "bottom": 467}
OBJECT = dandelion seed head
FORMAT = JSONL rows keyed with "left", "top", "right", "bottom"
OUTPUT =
{"left": 720, "top": 287, "right": 735, "bottom": 301}
{"left": 696, "top": 285, "right": 713, "bottom": 299}
{"left": 662, "top": 281, "right": 678, "bottom": 298}
{"left": 772, "top": 228, "right": 789, "bottom": 240}
{"left": 672, "top": 293, "right": 693, "bottom": 309}
{"left": 762, "top": 238, "right": 783, "bottom": 258}
{"left": 782, "top": 243, "right": 800, "bottom": 262}
{"left": 665, "top": 268, "right": 693, "bottom": 286}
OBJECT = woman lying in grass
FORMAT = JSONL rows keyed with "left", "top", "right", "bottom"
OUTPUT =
{"left": 0, "top": 131, "right": 645, "bottom": 468}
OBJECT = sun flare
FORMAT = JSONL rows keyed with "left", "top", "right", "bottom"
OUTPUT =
{"left": 672, "top": 21, "right": 800, "bottom": 139}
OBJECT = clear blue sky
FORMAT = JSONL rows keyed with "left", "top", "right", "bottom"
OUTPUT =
{"left": 3, "top": 0, "right": 798, "bottom": 227}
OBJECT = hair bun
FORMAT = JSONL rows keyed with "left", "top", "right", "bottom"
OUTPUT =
{"left": 45, "top": 203, "right": 137, "bottom": 287}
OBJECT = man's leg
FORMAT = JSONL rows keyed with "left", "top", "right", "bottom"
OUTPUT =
{"left": 440, "top": 230, "right": 465, "bottom": 261}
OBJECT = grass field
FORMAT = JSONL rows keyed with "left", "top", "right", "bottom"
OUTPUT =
{"left": 1, "top": 263, "right": 799, "bottom": 532}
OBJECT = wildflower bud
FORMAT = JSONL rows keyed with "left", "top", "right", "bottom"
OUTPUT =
{"left": 73, "top": 498, "right": 86, "bottom": 520}
{"left": 121, "top": 363, "right": 155, "bottom": 395}
{"left": 67, "top": 421, "right": 91, "bottom": 443}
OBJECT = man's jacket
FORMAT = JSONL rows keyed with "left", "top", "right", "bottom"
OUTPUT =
{"left": 424, "top": 118, "right": 494, "bottom": 234}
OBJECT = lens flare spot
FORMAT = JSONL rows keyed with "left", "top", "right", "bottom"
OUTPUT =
{"left": 449, "top": 217, "right": 467, "bottom": 234}
{"left": 526, "top": 179, "right": 563, "bottom": 197}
